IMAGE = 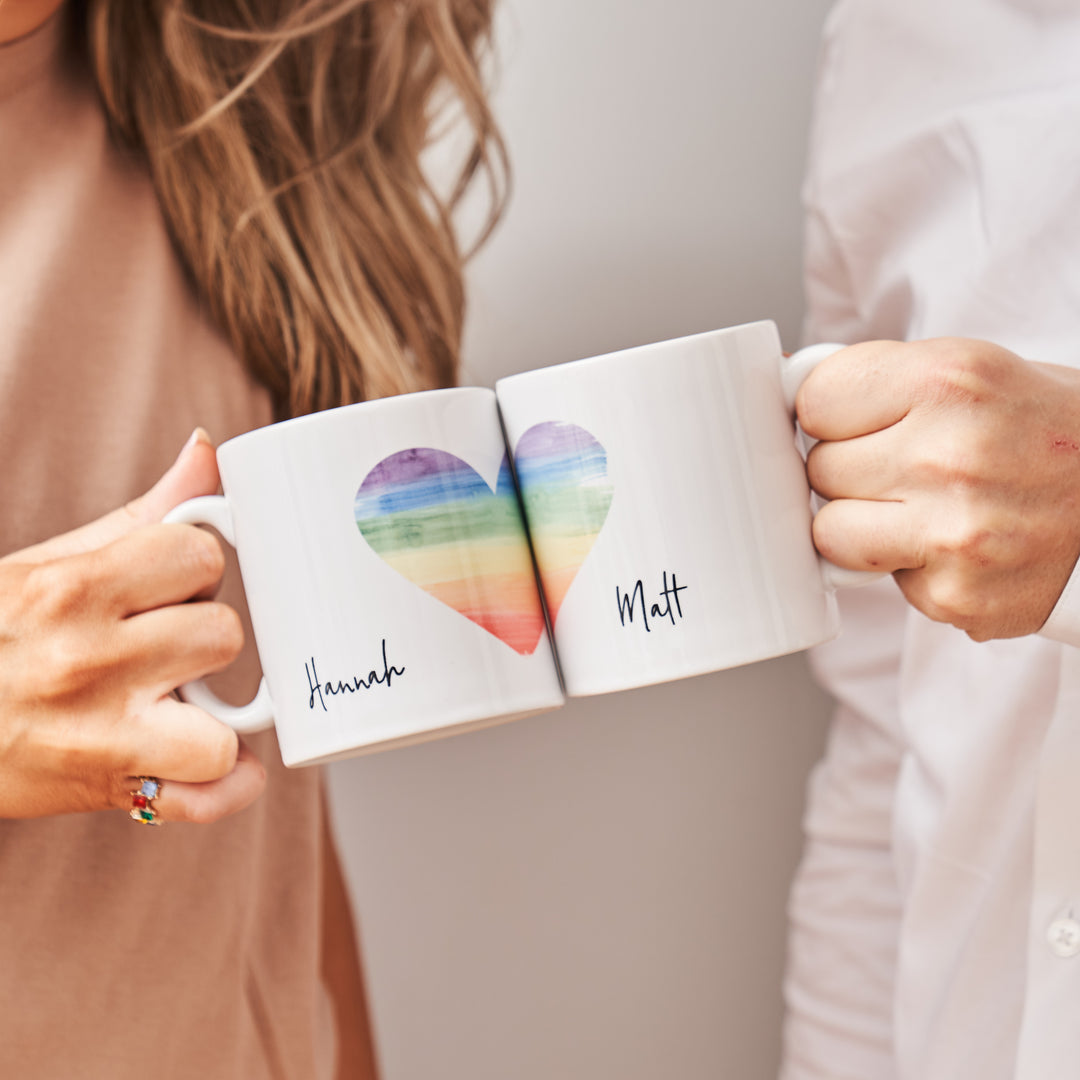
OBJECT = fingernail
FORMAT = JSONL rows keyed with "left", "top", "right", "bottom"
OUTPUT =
{"left": 178, "top": 427, "right": 212, "bottom": 457}
{"left": 166, "top": 429, "right": 213, "bottom": 475}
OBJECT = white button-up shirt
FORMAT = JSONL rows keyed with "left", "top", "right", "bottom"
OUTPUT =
{"left": 780, "top": 3, "right": 1080, "bottom": 1078}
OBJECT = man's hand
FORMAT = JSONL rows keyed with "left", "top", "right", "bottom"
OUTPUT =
{"left": 797, "top": 338, "right": 1080, "bottom": 641}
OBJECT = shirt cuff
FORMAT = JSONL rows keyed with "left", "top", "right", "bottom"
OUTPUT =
{"left": 1040, "top": 558, "right": 1080, "bottom": 648}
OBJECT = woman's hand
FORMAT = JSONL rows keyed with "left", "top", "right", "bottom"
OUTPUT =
{"left": 0, "top": 430, "right": 266, "bottom": 822}
{"left": 797, "top": 338, "right": 1080, "bottom": 641}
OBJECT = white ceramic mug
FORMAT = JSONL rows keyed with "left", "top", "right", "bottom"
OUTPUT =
{"left": 165, "top": 387, "right": 565, "bottom": 766}
{"left": 495, "top": 321, "right": 874, "bottom": 697}
{"left": 167, "top": 323, "right": 868, "bottom": 763}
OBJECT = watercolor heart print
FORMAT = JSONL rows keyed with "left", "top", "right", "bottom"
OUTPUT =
{"left": 512, "top": 422, "right": 614, "bottom": 624}
{"left": 354, "top": 448, "right": 546, "bottom": 654}
{"left": 354, "top": 422, "right": 613, "bottom": 654}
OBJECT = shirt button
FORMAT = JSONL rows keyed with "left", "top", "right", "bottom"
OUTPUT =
{"left": 1047, "top": 918, "right": 1080, "bottom": 958}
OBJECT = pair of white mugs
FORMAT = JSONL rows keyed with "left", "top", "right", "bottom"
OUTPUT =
{"left": 167, "top": 320, "right": 873, "bottom": 766}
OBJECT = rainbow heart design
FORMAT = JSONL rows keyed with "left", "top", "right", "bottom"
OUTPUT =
{"left": 512, "top": 422, "right": 614, "bottom": 624}
{"left": 354, "top": 424, "right": 613, "bottom": 654}
{"left": 354, "top": 448, "right": 547, "bottom": 655}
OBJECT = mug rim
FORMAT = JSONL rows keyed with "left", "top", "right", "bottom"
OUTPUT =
{"left": 218, "top": 384, "right": 495, "bottom": 455}
{"left": 494, "top": 318, "right": 778, "bottom": 390}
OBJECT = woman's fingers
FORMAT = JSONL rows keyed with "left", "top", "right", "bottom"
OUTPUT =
{"left": 122, "top": 695, "right": 244, "bottom": 784}
{"left": 120, "top": 739, "right": 267, "bottom": 825}
{"left": 84, "top": 524, "right": 227, "bottom": 616}
{"left": 5, "top": 428, "right": 220, "bottom": 567}
{"left": 0, "top": 697, "right": 253, "bottom": 819}
{"left": 121, "top": 600, "right": 244, "bottom": 696}
{"left": 112, "top": 524, "right": 227, "bottom": 615}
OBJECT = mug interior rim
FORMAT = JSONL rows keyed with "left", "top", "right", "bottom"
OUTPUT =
{"left": 217, "top": 384, "right": 496, "bottom": 456}
{"left": 494, "top": 318, "right": 778, "bottom": 390}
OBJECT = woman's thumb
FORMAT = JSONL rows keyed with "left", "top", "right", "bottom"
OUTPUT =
{"left": 7, "top": 429, "right": 220, "bottom": 565}
{"left": 137, "top": 428, "right": 220, "bottom": 522}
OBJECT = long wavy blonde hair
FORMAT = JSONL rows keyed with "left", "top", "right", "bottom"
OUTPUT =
{"left": 69, "top": 0, "right": 507, "bottom": 417}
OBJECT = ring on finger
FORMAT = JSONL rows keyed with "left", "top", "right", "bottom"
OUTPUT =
{"left": 130, "top": 777, "right": 164, "bottom": 826}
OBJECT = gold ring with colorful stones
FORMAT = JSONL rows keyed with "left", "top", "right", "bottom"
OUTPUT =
{"left": 130, "top": 777, "right": 163, "bottom": 826}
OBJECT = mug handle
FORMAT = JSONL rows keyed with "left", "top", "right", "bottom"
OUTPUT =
{"left": 781, "top": 343, "right": 886, "bottom": 591}
{"left": 162, "top": 496, "right": 276, "bottom": 734}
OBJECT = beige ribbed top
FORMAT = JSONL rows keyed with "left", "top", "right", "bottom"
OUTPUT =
{"left": 0, "top": 16, "right": 334, "bottom": 1078}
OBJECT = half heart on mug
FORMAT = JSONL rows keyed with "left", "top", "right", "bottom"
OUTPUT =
{"left": 354, "top": 448, "right": 547, "bottom": 655}
{"left": 513, "top": 422, "right": 614, "bottom": 624}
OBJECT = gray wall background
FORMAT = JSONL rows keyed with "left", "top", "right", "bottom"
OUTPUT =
{"left": 327, "top": 1, "right": 837, "bottom": 1077}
